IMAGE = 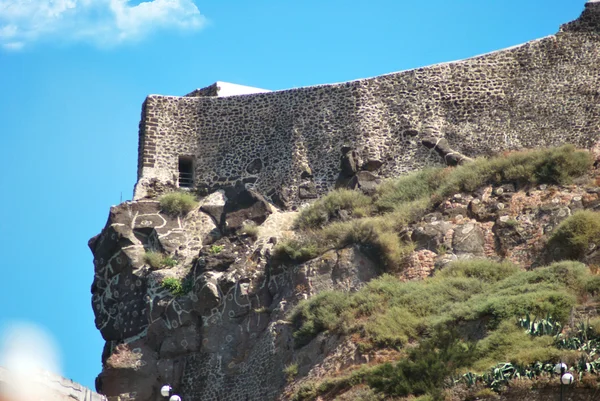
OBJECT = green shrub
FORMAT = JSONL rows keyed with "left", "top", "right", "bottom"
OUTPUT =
{"left": 162, "top": 256, "right": 177, "bottom": 267}
{"left": 290, "top": 260, "right": 593, "bottom": 351}
{"left": 375, "top": 168, "right": 445, "bottom": 212}
{"left": 589, "top": 316, "right": 600, "bottom": 336}
{"left": 546, "top": 210, "right": 600, "bottom": 261}
{"left": 144, "top": 251, "right": 163, "bottom": 269}
{"left": 375, "top": 146, "right": 591, "bottom": 214}
{"left": 284, "top": 363, "right": 298, "bottom": 382}
{"left": 272, "top": 238, "right": 322, "bottom": 264}
{"left": 161, "top": 277, "right": 183, "bottom": 294}
{"left": 319, "top": 217, "right": 415, "bottom": 271}
{"left": 288, "top": 258, "right": 600, "bottom": 399}
{"left": 472, "top": 320, "right": 568, "bottom": 371}
{"left": 291, "top": 291, "right": 353, "bottom": 346}
{"left": 295, "top": 189, "right": 373, "bottom": 229}
{"left": 209, "top": 244, "right": 224, "bottom": 254}
{"left": 240, "top": 222, "right": 259, "bottom": 239}
{"left": 362, "top": 306, "right": 422, "bottom": 347}
{"left": 285, "top": 146, "right": 592, "bottom": 275}
{"left": 161, "top": 277, "right": 193, "bottom": 296}
{"left": 144, "top": 251, "right": 177, "bottom": 269}
{"left": 436, "top": 145, "right": 592, "bottom": 198}
{"left": 474, "top": 388, "right": 499, "bottom": 399}
{"left": 435, "top": 259, "right": 519, "bottom": 283}
{"left": 367, "top": 329, "right": 477, "bottom": 400}
{"left": 159, "top": 191, "right": 198, "bottom": 215}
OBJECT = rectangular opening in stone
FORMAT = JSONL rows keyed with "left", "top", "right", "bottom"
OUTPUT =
{"left": 178, "top": 156, "right": 194, "bottom": 188}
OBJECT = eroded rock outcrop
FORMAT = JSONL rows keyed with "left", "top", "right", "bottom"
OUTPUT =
{"left": 90, "top": 192, "right": 382, "bottom": 401}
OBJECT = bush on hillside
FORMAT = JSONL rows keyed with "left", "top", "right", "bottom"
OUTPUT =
{"left": 367, "top": 328, "right": 477, "bottom": 400}
{"left": 159, "top": 191, "right": 198, "bottom": 215}
{"left": 319, "top": 217, "right": 415, "bottom": 271}
{"left": 546, "top": 210, "right": 600, "bottom": 261}
{"left": 295, "top": 189, "right": 373, "bottom": 229}
{"left": 161, "top": 277, "right": 193, "bottom": 296}
{"left": 144, "top": 251, "right": 177, "bottom": 269}
{"left": 374, "top": 145, "right": 592, "bottom": 212}
{"left": 290, "top": 260, "right": 590, "bottom": 348}
{"left": 288, "top": 146, "right": 593, "bottom": 273}
{"left": 272, "top": 237, "right": 322, "bottom": 264}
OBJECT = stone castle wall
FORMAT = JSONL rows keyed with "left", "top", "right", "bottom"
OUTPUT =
{"left": 134, "top": 2, "right": 600, "bottom": 206}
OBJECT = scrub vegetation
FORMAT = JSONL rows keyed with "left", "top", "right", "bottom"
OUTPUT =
{"left": 275, "top": 145, "right": 593, "bottom": 272}
{"left": 159, "top": 191, "right": 199, "bottom": 215}
{"left": 290, "top": 260, "right": 600, "bottom": 400}
{"left": 282, "top": 146, "right": 600, "bottom": 400}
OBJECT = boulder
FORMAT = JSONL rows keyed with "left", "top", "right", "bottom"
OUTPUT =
{"left": 246, "top": 158, "right": 263, "bottom": 174}
{"left": 411, "top": 221, "right": 452, "bottom": 252}
{"left": 362, "top": 158, "right": 383, "bottom": 172}
{"left": 298, "top": 182, "right": 318, "bottom": 199}
{"left": 340, "top": 147, "right": 360, "bottom": 177}
{"left": 421, "top": 136, "right": 472, "bottom": 166}
{"left": 347, "top": 171, "right": 381, "bottom": 195}
{"left": 199, "top": 190, "right": 227, "bottom": 227}
{"left": 223, "top": 188, "right": 272, "bottom": 233}
{"left": 452, "top": 223, "right": 485, "bottom": 256}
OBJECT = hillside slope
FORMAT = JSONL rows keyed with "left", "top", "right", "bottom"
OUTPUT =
{"left": 91, "top": 145, "right": 600, "bottom": 401}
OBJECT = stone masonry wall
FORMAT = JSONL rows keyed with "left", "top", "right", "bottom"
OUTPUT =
{"left": 135, "top": 2, "right": 600, "bottom": 206}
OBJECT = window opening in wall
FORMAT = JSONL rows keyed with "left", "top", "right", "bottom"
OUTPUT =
{"left": 178, "top": 156, "right": 194, "bottom": 188}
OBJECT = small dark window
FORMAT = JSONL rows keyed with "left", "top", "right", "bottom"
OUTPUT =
{"left": 178, "top": 156, "right": 194, "bottom": 188}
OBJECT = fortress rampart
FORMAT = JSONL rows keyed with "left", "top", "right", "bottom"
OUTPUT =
{"left": 134, "top": 1, "right": 600, "bottom": 206}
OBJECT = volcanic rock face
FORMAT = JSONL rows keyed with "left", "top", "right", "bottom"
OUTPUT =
{"left": 91, "top": 4, "right": 600, "bottom": 400}
{"left": 91, "top": 172, "right": 600, "bottom": 400}
{"left": 90, "top": 191, "right": 379, "bottom": 401}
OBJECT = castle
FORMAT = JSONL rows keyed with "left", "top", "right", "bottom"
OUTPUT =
{"left": 134, "top": 0, "right": 600, "bottom": 207}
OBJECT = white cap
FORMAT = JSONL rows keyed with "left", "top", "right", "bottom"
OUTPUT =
{"left": 169, "top": 395, "right": 182, "bottom": 401}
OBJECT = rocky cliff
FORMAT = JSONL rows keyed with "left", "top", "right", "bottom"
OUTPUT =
{"left": 92, "top": 144, "right": 600, "bottom": 401}
{"left": 91, "top": 3, "right": 600, "bottom": 401}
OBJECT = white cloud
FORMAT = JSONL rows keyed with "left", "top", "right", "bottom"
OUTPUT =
{"left": 0, "top": 0, "right": 206, "bottom": 49}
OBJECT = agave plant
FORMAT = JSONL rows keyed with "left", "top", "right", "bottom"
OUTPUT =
{"left": 518, "top": 314, "right": 563, "bottom": 337}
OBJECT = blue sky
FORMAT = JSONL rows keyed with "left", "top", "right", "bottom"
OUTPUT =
{"left": 0, "top": 0, "right": 589, "bottom": 391}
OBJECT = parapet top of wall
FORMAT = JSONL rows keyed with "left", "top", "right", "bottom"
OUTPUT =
{"left": 185, "top": 81, "right": 271, "bottom": 98}
{"left": 561, "top": 1, "right": 600, "bottom": 32}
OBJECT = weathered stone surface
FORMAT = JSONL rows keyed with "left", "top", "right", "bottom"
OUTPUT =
{"left": 93, "top": 4, "right": 600, "bottom": 400}
{"left": 294, "top": 246, "right": 379, "bottom": 296}
{"left": 362, "top": 158, "right": 383, "bottom": 172}
{"left": 134, "top": 3, "right": 600, "bottom": 204}
{"left": 340, "top": 147, "right": 360, "bottom": 177}
{"left": 223, "top": 188, "right": 272, "bottom": 233}
{"left": 346, "top": 171, "right": 381, "bottom": 195}
{"left": 412, "top": 221, "right": 452, "bottom": 252}
{"left": 93, "top": 177, "right": 600, "bottom": 401}
{"left": 298, "top": 182, "right": 318, "bottom": 199}
{"left": 246, "top": 158, "right": 263, "bottom": 174}
{"left": 96, "top": 342, "right": 158, "bottom": 401}
{"left": 421, "top": 136, "right": 473, "bottom": 166}
{"left": 452, "top": 223, "right": 486, "bottom": 256}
